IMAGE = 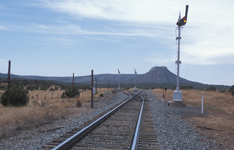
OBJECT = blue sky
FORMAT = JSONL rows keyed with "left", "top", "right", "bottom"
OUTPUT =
{"left": 0, "top": 0, "right": 234, "bottom": 86}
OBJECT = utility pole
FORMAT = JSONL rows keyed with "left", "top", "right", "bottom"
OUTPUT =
{"left": 95, "top": 77, "right": 97, "bottom": 94}
{"left": 118, "top": 68, "right": 120, "bottom": 91}
{"left": 91, "top": 70, "right": 94, "bottom": 108}
{"left": 171, "top": 5, "right": 189, "bottom": 107}
{"left": 0, "top": 60, "right": 22, "bottom": 106}
{"left": 108, "top": 80, "right": 110, "bottom": 91}
{"left": 134, "top": 69, "right": 137, "bottom": 91}
{"left": 72, "top": 73, "right": 74, "bottom": 89}
{"left": 7, "top": 60, "right": 11, "bottom": 106}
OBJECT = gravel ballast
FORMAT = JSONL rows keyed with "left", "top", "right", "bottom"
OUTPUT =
{"left": 146, "top": 90, "right": 212, "bottom": 149}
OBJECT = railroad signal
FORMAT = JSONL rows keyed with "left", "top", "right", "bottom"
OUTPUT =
{"left": 172, "top": 5, "right": 189, "bottom": 106}
{"left": 176, "top": 5, "right": 189, "bottom": 26}
{"left": 177, "top": 17, "right": 186, "bottom": 26}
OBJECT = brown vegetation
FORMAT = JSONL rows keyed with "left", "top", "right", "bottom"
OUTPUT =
{"left": 152, "top": 88, "right": 234, "bottom": 114}
{"left": 0, "top": 86, "right": 115, "bottom": 138}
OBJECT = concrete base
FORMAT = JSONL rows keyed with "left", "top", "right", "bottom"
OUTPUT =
{"left": 173, "top": 90, "right": 182, "bottom": 101}
{"left": 134, "top": 87, "right": 137, "bottom": 92}
{"left": 168, "top": 101, "right": 186, "bottom": 107}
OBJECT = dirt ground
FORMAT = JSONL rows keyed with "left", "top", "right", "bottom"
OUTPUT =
{"left": 181, "top": 105, "right": 234, "bottom": 149}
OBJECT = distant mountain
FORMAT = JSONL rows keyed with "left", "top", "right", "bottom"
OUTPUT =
{"left": 0, "top": 66, "right": 195, "bottom": 84}
{"left": 1, "top": 66, "right": 231, "bottom": 89}
{"left": 135, "top": 66, "right": 191, "bottom": 83}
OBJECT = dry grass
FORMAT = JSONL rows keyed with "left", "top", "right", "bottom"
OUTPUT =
{"left": 151, "top": 88, "right": 173, "bottom": 102}
{"left": 151, "top": 89, "right": 234, "bottom": 114}
{"left": 152, "top": 88, "right": 234, "bottom": 149}
{"left": 123, "top": 87, "right": 136, "bottom": 92}
{"left": 0, "top": 86, "right": 113, "bottom": 138}
{"left": 78, "top": 88, "right": 115, "bottom": 103}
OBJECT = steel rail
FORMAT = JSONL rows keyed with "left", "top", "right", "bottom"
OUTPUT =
{"left": 131, "top": 90, "right": 145, "bottom": 150}
{"left": 52, "top": 92, "right": 135, "bottom": 150}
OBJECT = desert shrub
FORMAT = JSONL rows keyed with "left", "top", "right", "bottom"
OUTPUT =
{"left": 26, "top": 85, "right": 39, "bottom": 91}
{"left": 60, "top": 85, "right": 69, "bottom": 90}
{"left": 99, "top": 93, "right": 104, "bottom": 97}
{"left": 219, "top": 89, "right": 226, "bottom": 93}
{"left": 80, "top": 85, "right": 90, "bottom": 91}
{"left": 0, "top": 84, "right": 29, "bottom": 106}
{"left": 206, "top": 86, "right": 216, "bottom": 91}
{"left": 76, "top": 100, "right": 82, "bottom": 107}
{"left": 111, "top": 90, "right": 117, "bottom": 95}
{"left": 61, "top": 87, "right": 80, "bottom": 98}
{"left": 55, "top": 86, "right": 58, "bottom": 90}
{"left": 180, "top": 86, "right": 193, "bottom": 90}
{"left": 0, "top": 85, "right": 6, "bottom": 90}
{"left": 49, "top": 88, "right": 54, "bottom": 91}
{"left": 229, "top": 85, "right": 234, "bottom": 97}
{"left": 40, "top": 85, "right": 50, "bottom": 90}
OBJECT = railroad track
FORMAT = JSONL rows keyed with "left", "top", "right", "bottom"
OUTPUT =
{"left": 40, "top": 90, "right": 158, "bottom": 150}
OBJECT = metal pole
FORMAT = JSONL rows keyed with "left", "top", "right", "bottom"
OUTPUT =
{"left": 95, "top": 77, "right": 97, "bottom": 94}
{"left": 201, "top": 91, "right": 204, "bottom": 113}
{"left": 118, "top": 68, "right": 120, "bottom": 91}
{"left": 7, "top": 60, "right": 11, "bottom": 106}
{"left": 135, "top": 77, "right": 136, "bottom": 90}
{"left": 134, "top": 69, "right": 137, "bottom": 91}
{"left": 173, "top": 13, "right": 183, "bottom": 102}
{"left": 108, "top": 80, "right": 109, "bottom": 91}
{"left": 118, "top": 76, "right": 120, "bottom": 91}
{"left": 91, "top": 70, "right": 93, "bottom": 108}
{"left": 72, "top": 73, "right": 74, "bottom": 89}
{"left": 176, "top": 17, "right": 181, "bottom": 92}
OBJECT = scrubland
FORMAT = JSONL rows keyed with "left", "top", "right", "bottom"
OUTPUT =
{"left": 152, "top": 88, "right": 234, "bottom": 114}
{"left": 0, "top": 87, "right": 115, "bottom": 137}
{"left": 152, "top": 88, "right": 234, "bottom": 149}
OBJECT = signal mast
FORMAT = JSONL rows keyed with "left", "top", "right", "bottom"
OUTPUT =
{"left": 134, "top": 69, "right": 137, "bottom": 91}
{"left": 172, "top": 5, "right": 189, "bottom": 107}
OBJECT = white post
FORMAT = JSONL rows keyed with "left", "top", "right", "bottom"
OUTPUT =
{"left": 201, "top": 91, "right": 203, "bottom": 113}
